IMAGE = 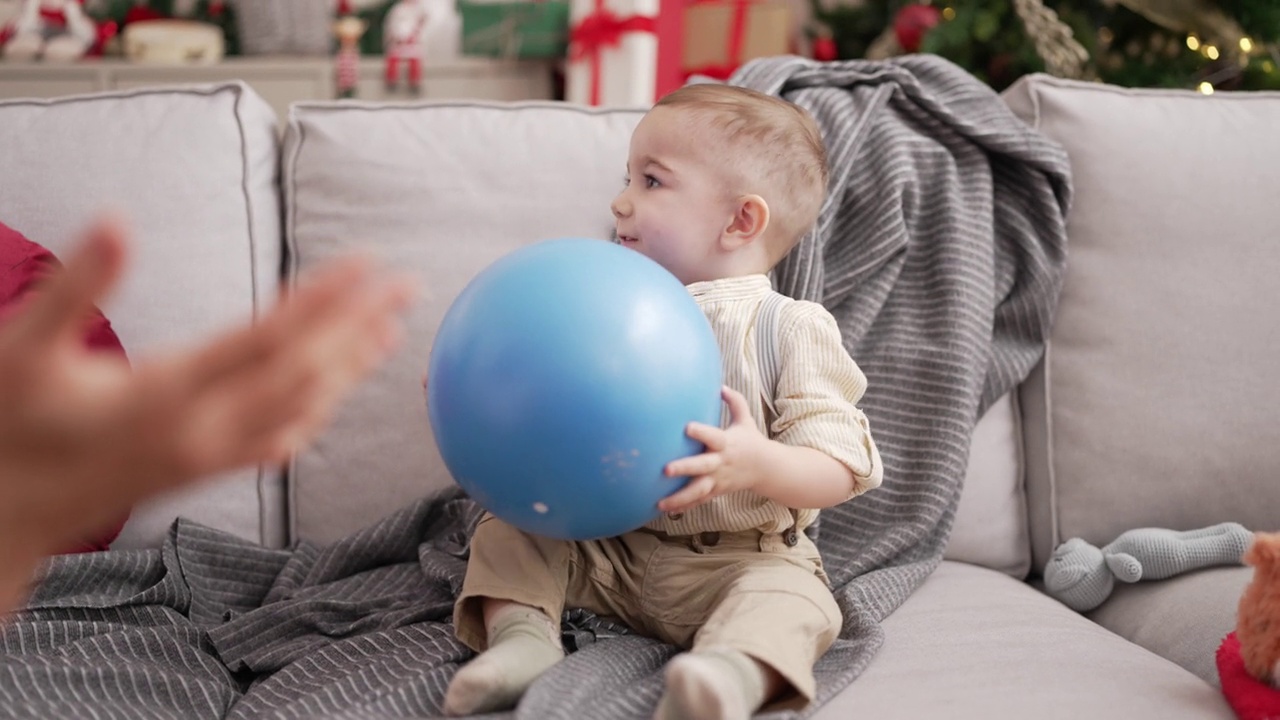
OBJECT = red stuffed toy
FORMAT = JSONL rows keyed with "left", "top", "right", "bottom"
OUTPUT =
{"left": 0, "top": 220, "right": 130, "bottom": 553}
{"left": 1218, "top": 531, "right": 1280, "bottom": 720}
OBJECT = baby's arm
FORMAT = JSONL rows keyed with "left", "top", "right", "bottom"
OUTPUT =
{"left": 659, "top": 385, "right": 857, "bottom": 514}
{"left": 659, "top": 303, "right": 881, "bottom": 514}
{"left": 768, "top": 302, "right": 883, "bottom": 502}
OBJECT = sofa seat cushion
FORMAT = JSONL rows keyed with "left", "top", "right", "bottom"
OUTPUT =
{"left": 0, "top": 83, "right": 285, "bottom": 549}
{"left": 1087, "top": 565, "right": 1253, "bottom": 688}
{"left": 813, "top": 561, "right": 1234, "bottom": 719}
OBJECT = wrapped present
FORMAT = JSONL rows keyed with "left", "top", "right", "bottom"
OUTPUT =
{"left": 459, "top": 0, "right": 569, "bottom": 59}
{"left": 682, "top": 0, "right": 791, "bottom": 81}
{"left": 565, "top": 0, "right": 658, "bottom": 107}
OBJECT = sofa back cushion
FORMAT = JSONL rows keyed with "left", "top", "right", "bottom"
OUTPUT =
{"left": 0, "top": 83, "right": 285, "bottom": 549}
{"left": 284, "top": 101, "right": 641, "bottom": 545}
{"left": 284, "top": 99, "right": 1030, "bottom": 577}
{"left": 1003, "top": 75, "right": 1280, "bottom": 571}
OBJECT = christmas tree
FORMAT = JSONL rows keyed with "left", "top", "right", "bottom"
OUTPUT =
{"left": 810, "top": 0, "right": 1280, "bottom": 92}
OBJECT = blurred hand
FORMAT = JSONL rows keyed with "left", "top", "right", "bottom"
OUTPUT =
{"left": 0, "top": 215, "right": 415, "bottom": 613}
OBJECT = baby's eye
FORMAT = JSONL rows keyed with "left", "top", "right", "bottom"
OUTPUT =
{"left": 644, "top": 174, "right": 660, "bottom": 189}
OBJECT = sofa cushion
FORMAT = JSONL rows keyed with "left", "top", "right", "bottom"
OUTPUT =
{"left": 284, "top": 100, "right": 1029, "bottom": 569}
{"left": 0, "top": 83, "right": 285, "bottom": 549}
{"left": 1003, "top": 75, "right": 1280, "bottom": 571}
{"left": 813, "top": 561, "right": 1234, "bottom": 720}
{"left": 284, "top": 101, "right": 644, "bottom": 545}
{"left": 947, "top": 392, "right": 1028, "bottom": 577}
{"left": 1087, "top": 565, "right": 1254, "bottom": 688}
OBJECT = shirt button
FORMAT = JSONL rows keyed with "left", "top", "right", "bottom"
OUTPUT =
{"left": 783, "top": 528, "right": 799, "bottom": 547}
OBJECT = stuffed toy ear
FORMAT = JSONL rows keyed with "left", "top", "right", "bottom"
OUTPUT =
{"left": 1105, "top": 552, "right": 1143, "bottom": 583}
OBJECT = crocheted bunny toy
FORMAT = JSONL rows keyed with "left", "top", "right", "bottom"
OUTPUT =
{"left": 1044, "top": 522, "right": 1255, "bottom": 612}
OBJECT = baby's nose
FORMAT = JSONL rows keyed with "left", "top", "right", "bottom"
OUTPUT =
{"left": 610, "top": 194, "right": 628, "bottom": 218}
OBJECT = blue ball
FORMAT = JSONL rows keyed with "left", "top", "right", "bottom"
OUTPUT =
{"left": 427, "top": 238, "right": 723, "bottom": 540}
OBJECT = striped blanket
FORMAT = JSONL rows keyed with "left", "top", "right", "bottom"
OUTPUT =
{"left": 0, "top": 55, "right": 1070, "bottom": 719}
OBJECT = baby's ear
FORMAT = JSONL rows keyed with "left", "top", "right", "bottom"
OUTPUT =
{"left": 722, "top": 195, "right": 769, "bottom": 250}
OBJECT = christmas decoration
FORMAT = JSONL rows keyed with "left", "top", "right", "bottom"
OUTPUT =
{"left": 683, "top": 0, "right": 791, "bottom": 81}
{"left": 2, "top": 0, "right": 98, "bottom": 61}
{"left": 809, "top": 0, "right": 1280, "bottom": 92}
{"left": 383, "top": 0, "right": 427, "bottom": 95}
{"left": 459, "top": 0, "right": 569, "bottom": 59}
{"left": 333, "top": 13, "right": 367, "bottom": 98}
{"left": 811, "top": 28, "right": 837, "bottom": 61}
{"left": 893, "top": 3, "right": 939, "bottom": 53}
{"left": 88, "top": 0, "right": 237, "bottom": 56}
{"left": 566, "top": 0, "right": 657, "bottom": 106}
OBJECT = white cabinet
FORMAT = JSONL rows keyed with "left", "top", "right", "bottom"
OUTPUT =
{"left": 0, "top": 56, "right": 556, "bottom": 122}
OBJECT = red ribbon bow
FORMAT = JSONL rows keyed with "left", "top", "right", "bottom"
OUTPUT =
{"left": 570, "top": 0, "right": 656, "bottom": 105}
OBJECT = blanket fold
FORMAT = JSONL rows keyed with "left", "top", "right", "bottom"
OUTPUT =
{"left": 0, "top": 54, "right": 1070, "bottom": 720}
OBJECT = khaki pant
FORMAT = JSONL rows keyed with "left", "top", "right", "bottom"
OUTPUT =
{"left": 454, "top": 514, "right": 842, "bottom": 705}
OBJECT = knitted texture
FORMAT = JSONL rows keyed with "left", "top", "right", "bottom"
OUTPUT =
{"left": 1045, "top": 522, "right": 1254, "bottom": 612}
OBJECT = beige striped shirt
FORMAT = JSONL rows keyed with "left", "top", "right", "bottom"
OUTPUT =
{"left": 646, "top": 274, "right": 883, "bottom": 535}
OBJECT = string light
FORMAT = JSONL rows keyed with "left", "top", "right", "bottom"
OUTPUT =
{"left": 1240, "top": 37, "right": 1254, "bottom": 53}
{"left": 1204, "top": 44, "right": 1220, "bottom": 60}
{"left": 1198, "top": 82, "right": 1215, "bottom": 94}
{"left": 942, "top": 6, "right": 955, "bottom": 21}
{"left": 1187, "top": 34, "right": 1201, "bottom": 51}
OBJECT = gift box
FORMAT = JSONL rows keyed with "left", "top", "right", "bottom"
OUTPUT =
{"left": 682, "top": 0, "right": 791, "bottom": 81}
{"left": 459, "top": 0, "right": 570, "bottom": 59}
{"left": 565, "top": 0, "right": 659, "bottom": 107}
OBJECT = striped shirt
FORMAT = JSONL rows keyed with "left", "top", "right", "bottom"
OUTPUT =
{"left": 646, "top": 274, "right": 883, "bottom": 535}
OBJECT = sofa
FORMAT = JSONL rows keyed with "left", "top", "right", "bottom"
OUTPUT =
{"left": 0, "top": 66, "right": 1272, "bottom": 719}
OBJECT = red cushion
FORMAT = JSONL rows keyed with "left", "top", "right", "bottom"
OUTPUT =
{"left": 1218, "top": 631, "right": 1280, "bottom": 720}
{"left": 0, "top": 221, "right": 131, "bottom": 552}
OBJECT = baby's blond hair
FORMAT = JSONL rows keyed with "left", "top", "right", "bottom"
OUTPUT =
{"left": 654, "top": 84, "right": 828, "bottom": 265}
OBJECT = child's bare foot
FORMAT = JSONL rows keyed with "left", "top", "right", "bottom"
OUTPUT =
{"left": 443, "top": 605, "right": 562, "bottom": 715}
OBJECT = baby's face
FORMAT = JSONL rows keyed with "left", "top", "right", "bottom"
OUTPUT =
{"left": 611, "top": 107, "right": 734, "bottom": 285}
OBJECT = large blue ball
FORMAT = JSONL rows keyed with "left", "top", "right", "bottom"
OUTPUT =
{"left": 427, "top": 238, "right": 723, "bottom": 540}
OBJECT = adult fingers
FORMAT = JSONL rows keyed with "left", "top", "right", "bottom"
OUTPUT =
{"left": 12, "top": 215, "right": 128, "bottom": 349}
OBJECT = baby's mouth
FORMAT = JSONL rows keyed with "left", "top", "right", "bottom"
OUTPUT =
{"left": 618, "top": 234, "right": 639, "bottom": 245}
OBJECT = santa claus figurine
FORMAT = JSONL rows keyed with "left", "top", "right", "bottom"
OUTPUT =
{"left": 383, "top": 0, "right": 428, "bottom": 95}
{"left": 2, "top": 0, "right": 97, "bottom": 62}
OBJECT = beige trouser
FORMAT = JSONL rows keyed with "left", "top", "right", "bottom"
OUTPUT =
{"left": 454, "top": 513, "right": 842, "bottom": 706}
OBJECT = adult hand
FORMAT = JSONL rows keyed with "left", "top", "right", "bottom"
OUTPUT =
{"left": 0, "top": 215, "right": 415, "bottom": 612}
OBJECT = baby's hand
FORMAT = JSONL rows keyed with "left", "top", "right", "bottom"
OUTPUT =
{"left": 659, "top": 386, "right": 769, "bottom": 514}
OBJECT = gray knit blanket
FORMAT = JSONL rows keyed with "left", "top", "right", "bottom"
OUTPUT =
{"left": 0, "top": 55, "right": 1070, "bottom": 719}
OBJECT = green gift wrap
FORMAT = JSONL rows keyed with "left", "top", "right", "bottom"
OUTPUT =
{"left": 459, "top": 1, "right": 570, "bottom": 59}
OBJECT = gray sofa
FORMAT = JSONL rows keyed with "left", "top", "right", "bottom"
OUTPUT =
{"left": 0, "top": 68, "right": 1271, "bottom": 718}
